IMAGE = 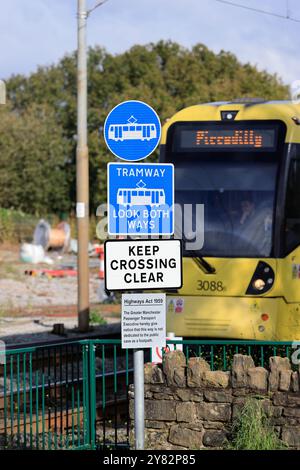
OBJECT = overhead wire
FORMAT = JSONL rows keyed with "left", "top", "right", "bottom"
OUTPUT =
{"left": 214, "top": 0, "right": 300, "bottom": 23}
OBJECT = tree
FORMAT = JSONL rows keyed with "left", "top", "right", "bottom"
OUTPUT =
{"left": 1, "top": 41, "right": 289, "bottom": 215}
{"left": 0, "top": 103, "right": 71, "bottom": 213}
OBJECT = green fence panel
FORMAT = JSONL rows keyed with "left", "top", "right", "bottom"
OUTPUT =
{"left": 0, "top": 338, "right": 297, "bottom": 450}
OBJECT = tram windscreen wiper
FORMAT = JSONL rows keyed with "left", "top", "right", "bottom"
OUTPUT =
{"left": 184, "top": 249, "right": 216, "bottom": 274}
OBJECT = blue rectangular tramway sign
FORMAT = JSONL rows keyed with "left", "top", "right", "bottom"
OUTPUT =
{"left": 108, "top": 162, "right": 174, "bottom": 235}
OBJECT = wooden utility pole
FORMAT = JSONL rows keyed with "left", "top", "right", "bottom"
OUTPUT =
{"left": 76, "top": 0, "right": 90, "bottom": 332}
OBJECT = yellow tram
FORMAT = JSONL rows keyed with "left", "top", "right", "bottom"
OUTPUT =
{"left": 160, "top": 99, "right": 300, "bottom": 340}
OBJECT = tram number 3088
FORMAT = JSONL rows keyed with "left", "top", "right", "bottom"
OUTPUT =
{"left": 197, "top": 280, "right": 225, "bottom": 292}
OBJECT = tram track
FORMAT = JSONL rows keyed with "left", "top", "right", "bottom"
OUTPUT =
{"left": 5, "top": 324, "right": 121, "bottom": 351}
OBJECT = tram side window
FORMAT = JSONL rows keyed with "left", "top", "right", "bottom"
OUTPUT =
{"left": 285, "top": 158, "right": 300, "bottom": 253}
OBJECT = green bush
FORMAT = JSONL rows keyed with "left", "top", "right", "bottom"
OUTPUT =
{"left": 0, "top": 207, "right": 101, "bottom": 244}
{"left": 89, "top": 310, "right": 107, "bottom": 325}
{"left": 0, "top": 208, "right": 39, "bottom": 243}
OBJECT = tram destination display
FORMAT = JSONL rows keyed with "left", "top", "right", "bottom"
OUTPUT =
{"left": 173, "top": 125, "right": 277, "bottom": 151}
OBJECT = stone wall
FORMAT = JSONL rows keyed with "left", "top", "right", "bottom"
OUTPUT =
{"left": 129, "top": 352, "right": 300, "bottom": 450}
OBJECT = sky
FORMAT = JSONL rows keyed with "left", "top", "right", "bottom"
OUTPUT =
{"left": 0, "top": 0, "right": 299, "bottom": 88}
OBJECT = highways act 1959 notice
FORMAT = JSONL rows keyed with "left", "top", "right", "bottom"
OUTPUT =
{"left": 121, "top": 293, "right": 166, "bottom": 349}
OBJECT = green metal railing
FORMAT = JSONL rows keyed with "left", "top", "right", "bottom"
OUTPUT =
{"left": 82, "top": 340, "right": 133, "bottom": 450}
{"left": 0, "top": 342, "right": 91, "bottom": 450}
{"left": 161, "top": 339, "right": 295, "bottom": 371}
{"left": 0, "top": 338, "right": 295, "bottom": 450}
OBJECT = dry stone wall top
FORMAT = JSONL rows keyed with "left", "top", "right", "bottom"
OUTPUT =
{"left": 129, "top": 352, "right": 300, "bottom": 450}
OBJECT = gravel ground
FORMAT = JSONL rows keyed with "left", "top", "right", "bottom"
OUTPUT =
{"left": 0, "top": 247, "right": 101, "bottom": 311}
{"left": 0, "top": 276, "right": 101, "bottom": 309}
{"left": 0, "top": 246, "right": 121, "bottom": 345}
{"left": 0, "top": 427, "right": 129, "bottom": 450}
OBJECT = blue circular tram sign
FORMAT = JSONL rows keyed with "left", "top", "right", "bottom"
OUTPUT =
{"left": 103, "top": 100, "right": 161, "bottom": 161}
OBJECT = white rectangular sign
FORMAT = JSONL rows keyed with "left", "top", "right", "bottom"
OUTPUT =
{"left": 122, "top": 293, "right": 166, "bottom": 349}
{"left": 76, "top": 202, "right": 85, "bottom": 218}
{"left": 105, "top": 239, "right": 182, "bottom": 291}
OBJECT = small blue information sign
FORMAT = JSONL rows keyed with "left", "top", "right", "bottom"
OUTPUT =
{"left": 104, "top": 100, "right": 161, "bottom": 161}
{"left": 108, "top": 162, "right": 174, "bottom": 235}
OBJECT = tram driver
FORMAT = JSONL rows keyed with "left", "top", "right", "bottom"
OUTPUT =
{"left": 237, "top": 193, "right": 273, "bottom": 256}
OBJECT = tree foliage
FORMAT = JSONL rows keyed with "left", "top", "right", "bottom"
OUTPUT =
{"left": 0, "top": 41, "right": 289, "bottom": 215}
{"left": 0, "top": 103, "right": 71, "bottom": 214}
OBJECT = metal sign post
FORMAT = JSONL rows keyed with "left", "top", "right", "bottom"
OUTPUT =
{"left": 122, "top": 293, "right": 167, "bottom": 450}
{"left": 133, "top": 348, "right": 145, "bottom": 450}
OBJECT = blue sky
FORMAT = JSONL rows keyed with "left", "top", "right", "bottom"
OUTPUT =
{"left": 0, "top": 0, "right": 299, "bottom": 86}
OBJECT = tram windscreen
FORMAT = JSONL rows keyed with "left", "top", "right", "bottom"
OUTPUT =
{"left": 167, "top": 122, "right": 284, "bottom": 257}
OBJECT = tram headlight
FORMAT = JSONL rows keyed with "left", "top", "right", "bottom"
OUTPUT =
{"left": 252, "top": 279, "right": 266, "bottom": 291}
{"left": 221, "top": 110, "right": 239, "bottom": 120}
{"left": 246, "top": 261, "right": 275, "bottom": 295}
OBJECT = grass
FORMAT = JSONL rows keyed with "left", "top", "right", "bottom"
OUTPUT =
{"left": 0, "top": 208, "right": 40, "bottom": 243}
{"left": 0, "top": 263, "right": 22, "bottom": 281}
{"left": 228, "top": 397, "right": 287, "bottom": 450}
{"left": 0, "top": 308, "right": 8, "bottom": 317}
{"left": 89, "top": 310, "right": 107, "bottom": 325}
